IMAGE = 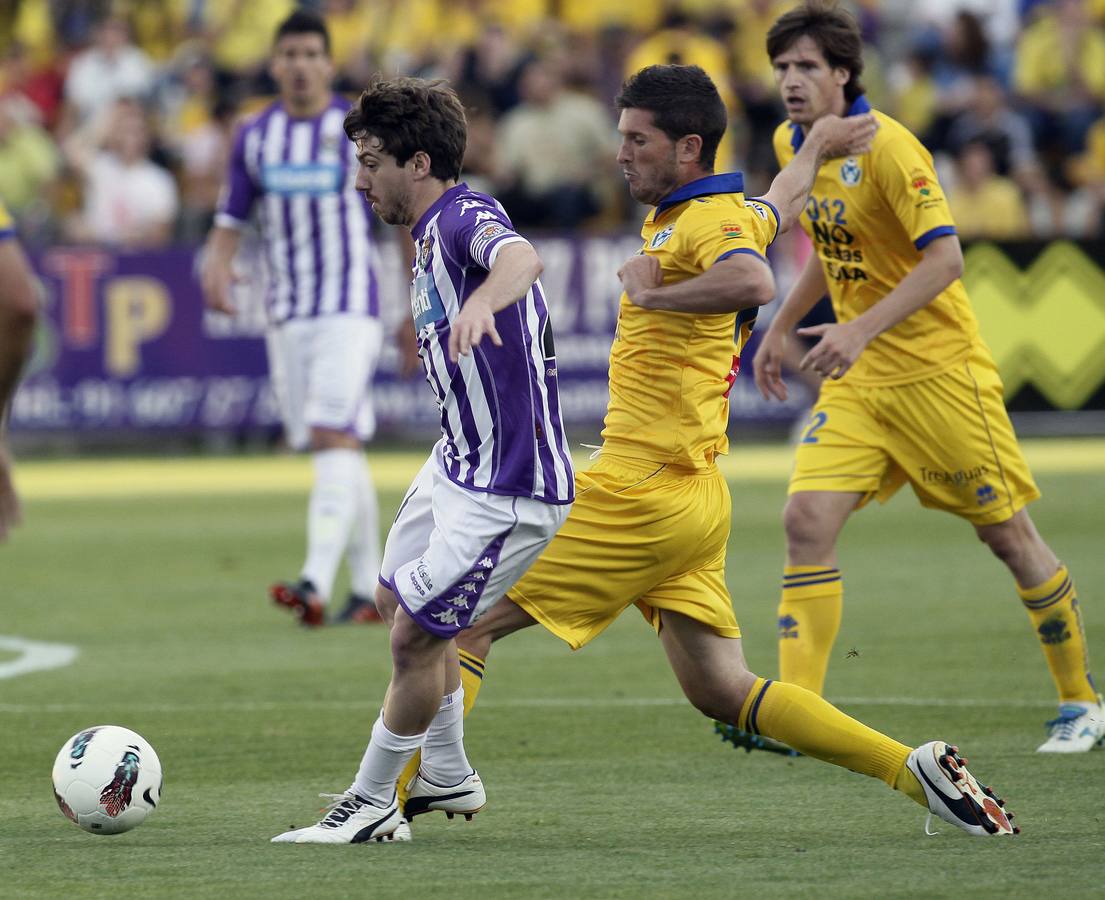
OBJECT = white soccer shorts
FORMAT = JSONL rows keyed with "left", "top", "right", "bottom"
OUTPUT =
{"left": 265, "top": 314, "right": 383, "bottom": 450}
{"left": 380, "top": 440, "right": 571, "bottom": 638}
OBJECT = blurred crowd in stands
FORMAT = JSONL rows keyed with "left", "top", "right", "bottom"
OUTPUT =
{"left": 2, "top": 0, "right": 1105, "bottom": 247}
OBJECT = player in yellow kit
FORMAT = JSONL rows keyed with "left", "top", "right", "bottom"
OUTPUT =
{"left": 0, "top": 199, "right": 39, "bottom": 541}
{"left": 748, "top": 3, "right": 1103, "bottom": 753}
{"left": 389, "top": 64, "right": 1020, "bottom": 839}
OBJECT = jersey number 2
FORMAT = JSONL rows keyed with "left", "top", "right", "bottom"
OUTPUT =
{"left": 800, "top": 411, "right": 828, "bottom": 444}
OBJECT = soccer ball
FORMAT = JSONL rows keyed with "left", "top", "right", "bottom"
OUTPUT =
{"left": 51, "top": 725, "right": 162, "bottom": 835}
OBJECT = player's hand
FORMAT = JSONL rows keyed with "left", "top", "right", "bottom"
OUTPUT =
{"left": 797, "top": 321, "right": 870, "bottom": 380}
{"left": 448, "top": 296, "right": 501, "bottom": 363}
{"left": 810, "top": 113, "right": 878, "bottom": 160}
{"left": 618, "top": 253, "right": 663, "bottom": 307}
{"left": 200, "top": 257, "right": 237, "bottom": 316}
{"left": 396, "top": 321, "right": 420, "bottom": 377}
{"left": 0, "top": 440, "right": 22, "bottom": 542}
{"left": 752, "top": 326, "right": 789, "bottom": 402}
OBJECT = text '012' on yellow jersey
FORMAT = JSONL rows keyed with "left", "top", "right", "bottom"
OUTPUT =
{"left": 773, "top": 96, "right": 981, "bottom": 386}
{"left": 600, "top": 173, "right": 780, "bottom": 469}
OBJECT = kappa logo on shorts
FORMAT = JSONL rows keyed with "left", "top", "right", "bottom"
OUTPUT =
{"left": 431, "top": 609, "right": 462, "bottom": 626}
{"left": 444, "top": 595, "right": 470, "bottom": 609}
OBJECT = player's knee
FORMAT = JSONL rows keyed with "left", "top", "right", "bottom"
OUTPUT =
{"left": 976, "top": 513, "right": 1040, "bottom": 569}
{"left": 374, "top": 585, "right": 399, "bottom": 626}
{"left": 309, "top": 426, "right": 360, "bottom": 451}
{"left": 389, "top": 614, "right": 439, "bottom": 673}
{"left": 782, "top": 495, "right": 832, "bottom": 553}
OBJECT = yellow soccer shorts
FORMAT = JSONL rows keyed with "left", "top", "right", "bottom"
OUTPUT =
{"left": 788, "top": 343, "right": 1040, "bottom": 525}
{"left": 507, "top": 453, "right": 741, "bottom": 650}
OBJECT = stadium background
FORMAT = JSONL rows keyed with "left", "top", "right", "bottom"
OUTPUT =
{"left": 5, "top": 3, "right": 1105, "bottom": 895}
{"left": 3, "top": 0, "right": 1105, "bottom": 445}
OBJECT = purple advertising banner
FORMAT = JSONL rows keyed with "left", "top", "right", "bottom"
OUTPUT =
{"left": 11, "top": 238, "right": 813, "bottom": 434}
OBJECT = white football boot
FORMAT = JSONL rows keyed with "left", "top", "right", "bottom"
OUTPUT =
{"left": 1037, "top": 697, "right": 1105, "bottom": 753}
{"left": 906, "top": 741, "right": 1018, "bottom": 836}
{"left": 271, "top": 792, "right": 403, "bottom": 844}
{"left": 403, "top": 769, "right": 486, "bottom": 821}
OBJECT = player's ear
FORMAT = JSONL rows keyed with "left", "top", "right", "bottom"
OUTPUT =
{"left": 832, "top": 67, "right": 850, "bottom": 89}
{"left": 410, "top": 150, "right": 432, "bottom": 179}
{"left": 678, "top": 134, "right": 704, "bottom": 165}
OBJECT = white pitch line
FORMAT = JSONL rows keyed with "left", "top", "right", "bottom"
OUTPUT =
{"left": 0, "top": 636, "right": 78, "bottom": 681}
{"left": 0, "top": 695, "right": 1056, "bottom": 714}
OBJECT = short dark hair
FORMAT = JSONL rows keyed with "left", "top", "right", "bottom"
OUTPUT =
{"left": 274, "top": 9, "right": 330, "bottom": 55}
{"left": 615, "top": 64, "right": 727, "bottom": 170}
{"left": 344, "top": 77, "right": 467, "bottom": 181}
{"left": 766, "top": 2, "right": 865, "bottom": 102}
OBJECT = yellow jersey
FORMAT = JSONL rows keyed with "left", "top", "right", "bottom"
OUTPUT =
{"left": 601, "top": 174, "right": 779, "bottom": 469}
{"left": 0, "top": 199, "right": 14, "bottom": 239}
{"left": 773, "top": 98, "right": 980, "bottom": 385}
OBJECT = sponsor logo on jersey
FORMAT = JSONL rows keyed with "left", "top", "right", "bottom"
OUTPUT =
{"left": 720, "top": 221, "right": 743, "bottom": 239}
{"left": 649, "top": 225, "right": 674, "bottom": 249}
{"left": 911, "top": 175, "right": 931, "bottom": 196}
{"left": 261, "top": 163, "right": 344, "bottom": 195}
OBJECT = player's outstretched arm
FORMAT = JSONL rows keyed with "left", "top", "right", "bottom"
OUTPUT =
{"left": 620, "top": 251, "right": 775, "bottom": 315}
{"left": 761, "top": 113, "right": 877, "bottom": 235}
{"left": 448, "top": 241, "right": 543, "bottom": 362}
{"left": 0, "top": 237, "right": 39, "bottom": 541}
{"left": 753, "top": 254, "right": 829, "bottom": 402}
{"left": 797, "top": 234, "right": 963, "bottom": 380}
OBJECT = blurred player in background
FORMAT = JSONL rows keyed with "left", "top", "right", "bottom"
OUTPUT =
{"left": 751, "top": 2, "right": 1103, "bottom": 753}
{"left": 200, "top": 10, "right": 384, "bottom": 627}
{"left": 272, "top": 76, "right": 574, "bottom": 844}
{"left": 0, "top": 199, "right": 38, "bottom": 542}
{"left": 425, "top": 64, "right": 1017, "bottom": 840}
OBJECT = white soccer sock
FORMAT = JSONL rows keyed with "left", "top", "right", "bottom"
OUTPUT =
{"left": 420, "top": 687, "right": 472, "bottom": 786}
{"left": 350, "top": 715, "right": 428, "bottom": 807}
{"left": 345, "top": 457, "right": 381, "bottom": 598}
{"left": 301, "top": 448, "right": 362, "bottom": 602}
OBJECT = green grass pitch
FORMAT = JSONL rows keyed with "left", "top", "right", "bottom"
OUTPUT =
{"left": 3, "top": 441, "right": 1105, "bottom": 898}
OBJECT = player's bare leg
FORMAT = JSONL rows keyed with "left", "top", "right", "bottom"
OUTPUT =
{"left": 658, "top": 609, "right": 1016, "bottom": 835}
{"left": 977, "top": 509, "right": 1104, "bottom": 752}
{"left": 272, "top": 604, "right": 452, "bottom": 843}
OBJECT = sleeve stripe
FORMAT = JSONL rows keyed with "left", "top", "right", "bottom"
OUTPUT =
{"left": 716, "top": 247, "right": 768, "bottom": 265}
{"left": 750, "top": 197, "right": 782, "bottom": 246}
{"left": 485, "top": 234, "right": 527, "bottom": 268}
{"left": 914, "top": 225, "right": 956, "bottom": 250}
{"left": 213, "top": 213, "right": 249, "bottom": 230}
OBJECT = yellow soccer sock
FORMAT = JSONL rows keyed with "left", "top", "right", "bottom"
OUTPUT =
{"left": 777, "top": 566, "right": 843, "bottom": 695}
{"left": 396, "top": 650, "right": 486, "bottom": 808}
{"left": 739, "top": 677, "right": 921, "bottom": 804}
{"left": 1019, "top": 566, "right": 1097, "bottom": 703}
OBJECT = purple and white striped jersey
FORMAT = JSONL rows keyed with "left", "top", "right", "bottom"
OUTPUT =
{"left": 215, "top": 95, "right": 379, "bottom": 323}
{"left": 411, "top": 184, "right": 574, "bottom": 504}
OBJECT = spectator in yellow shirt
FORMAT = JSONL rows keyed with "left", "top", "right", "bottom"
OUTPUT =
{"left": 948, "top": 140, "right": 1030, "bottom": 240}
{"left": 1015, "top": 0, "right": 1105, "bottom": 154}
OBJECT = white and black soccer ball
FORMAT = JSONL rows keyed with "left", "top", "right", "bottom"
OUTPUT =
{"left": 52, "top": 725, "right": 162, "bottom": 835}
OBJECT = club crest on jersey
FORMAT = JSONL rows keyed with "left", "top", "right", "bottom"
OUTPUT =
{"left": 418, "top": 234, "right": 434, "bottom": 270}
{"left": 840, "top": 157, "right": 862, "bottom": 187}
{"left": 720, "top": 221, "right": 742, "bottom": 239}
{"left": 649, "top": 225, "right": 675, "bottom": 249}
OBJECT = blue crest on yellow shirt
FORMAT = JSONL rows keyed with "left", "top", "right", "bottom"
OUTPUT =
{"left": 840, "top": 157, "right": 863, "bottom": 187}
